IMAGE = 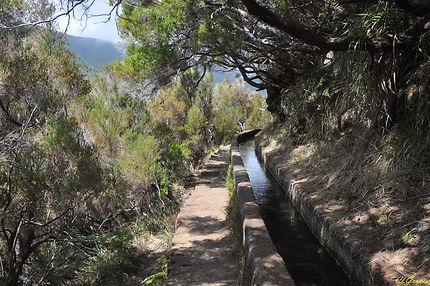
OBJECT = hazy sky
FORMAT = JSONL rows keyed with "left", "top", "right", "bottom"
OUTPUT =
{"left": 56, "top": 0, "right": 121, "bottom": 42}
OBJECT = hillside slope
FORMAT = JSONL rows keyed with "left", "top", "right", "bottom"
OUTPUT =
{"left": 66, "top": 35, "right": 124, "bottom": 69}
{"left": 256, "top": 122, "right": 430, "bottom": 285}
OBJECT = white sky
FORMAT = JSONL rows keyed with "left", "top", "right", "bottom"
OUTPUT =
{"left": 55, "top": 0, "right": 121, "bottom": 42}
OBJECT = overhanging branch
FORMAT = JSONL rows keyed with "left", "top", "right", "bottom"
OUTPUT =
{"left": 239, "top": 0, "right": 406, "bottom": 52}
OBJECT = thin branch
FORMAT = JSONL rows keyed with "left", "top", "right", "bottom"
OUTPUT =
{"left": 89, "top": 0, "right": 123, "bottom": 23}
{"left": 194, "top": 66, "right": 207, "bottom": 88}
{"left": 235, "top": 60, "right": 268, "bottom": 89}
{"left": 0, "top": 0, "right": 86, "bottom": 29}
{"left": 25, "top": 207, "right": 73, "bottom": 228}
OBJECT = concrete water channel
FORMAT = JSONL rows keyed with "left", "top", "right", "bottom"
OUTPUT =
{"left": 239, "top": 139, "right": 353, "bottom": 286}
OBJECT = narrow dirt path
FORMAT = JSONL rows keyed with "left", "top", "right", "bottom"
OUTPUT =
{"left": 167, "top": 146, "right": 239, "bottom": 286}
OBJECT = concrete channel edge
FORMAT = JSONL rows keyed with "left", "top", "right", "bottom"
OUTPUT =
{"left": 231, "top": 130, "right": 295, "bottom": 286}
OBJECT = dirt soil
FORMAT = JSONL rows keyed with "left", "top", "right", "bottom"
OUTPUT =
{"left": 167, "top": 146, "right": 239, "bottom": 286}
{"left": 257, "top": 125, "right": 430, "bottom": 285}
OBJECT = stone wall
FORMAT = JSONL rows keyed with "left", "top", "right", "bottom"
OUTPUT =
{"left": 231, "top": 131, "right": 295, "bottom": 286}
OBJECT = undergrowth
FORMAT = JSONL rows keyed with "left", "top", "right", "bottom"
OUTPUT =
{"left": 141, "top": 255, "right": 169, "bottom": 286}
{"left": 76, "top": 216, "right": 174, "bottom": 286}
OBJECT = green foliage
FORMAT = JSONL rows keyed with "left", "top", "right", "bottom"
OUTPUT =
{"left": 0, "top": 8, "right": 108, "bottom": 282}
{"left": 119, "top": 135, "right": 164, "bottom": 187}
{"left": 113, "top": 43, "right": 168, "bottom": 78}
{"left": 275, "top": 0, "right": 291, "bottom": 11}
{"left": 1, "top": 115, "right": 105, "bottom": 284}
{"left": 141, "top": 256, "right": 168, "bottom": 286}
{"left": 75, "top": 218, "right": 173, "bottom": 286}
{"left": 184, "top": 104, "right": 206, "bottom": 138}
{"left": 164, "top": 141, "right": 191, "bottom": 162}
{"left": 224, "top": 163, "right": 244, "bottom": 270}
{"left": 43, "top": 116, "right": 104, "bottom": 191}
{"left": 212, "top": 80, "right": 271, "bottom": 144}
{"left": 344, "top": 53, "right": 373, "bottom": 107}
{"left": 1, "top": 2, "right": 273, "bottom": 285}
{"left": 357, "top": 2, "right": 405, "bottom": 38}
{"left": 245, "top": 93, "right": 272, "bottom": 129}
{"left": 84, "top": 83, "right": 134, "bottom": 157}
{"left": 225, "top": 163, "right": 234, "bottom": 193}
{"left": 115, "top": 0, "right": 191, "bottom": 79}
{"left": 77, "top": 226, "right": 142, "bottom": 286}
{"left": 115, "top": 0, "right": 245, "bottom": 83}
{"left": 162, "top": 140, "right": 191, "bottom": 179}
{"left": 0, "top": 4, "right": 173, "bottom": 285}
{"left": 74, "top": 215, "right": 174, "bottom": 286}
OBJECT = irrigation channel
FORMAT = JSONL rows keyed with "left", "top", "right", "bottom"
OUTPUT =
{"left": 239, "top": 139, "right": 353, "bottom": 286}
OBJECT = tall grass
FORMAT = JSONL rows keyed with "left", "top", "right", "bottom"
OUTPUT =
{"left": 224, "top": 162, "right": 245, "bottom": 277}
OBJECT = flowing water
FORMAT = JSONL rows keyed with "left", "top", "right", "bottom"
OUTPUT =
{"left": 239, "top": 140, "right": 353, "bottom": 286}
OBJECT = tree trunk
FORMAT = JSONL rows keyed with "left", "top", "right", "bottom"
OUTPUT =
{"left": 6, "top": 269, "right": 20, "bottom": 286}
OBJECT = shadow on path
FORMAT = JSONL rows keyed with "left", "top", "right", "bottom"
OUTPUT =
{"left": 167, "top": 146, "right": 239, "bottom": 286}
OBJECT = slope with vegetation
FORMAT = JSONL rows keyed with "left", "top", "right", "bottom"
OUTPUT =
{"left": 0, "top": 1, "right": 270, "bottom": 285}
{"left": 66, "top": 35, "right": 124, "bottom": 69}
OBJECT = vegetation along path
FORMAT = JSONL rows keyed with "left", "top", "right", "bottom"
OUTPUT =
{"left": 167, "top": 146, "right": 239, "bottom": 286}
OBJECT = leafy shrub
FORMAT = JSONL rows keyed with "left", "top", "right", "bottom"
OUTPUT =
{"left": 118, "top": 135, "right": 164, "bottom": 188}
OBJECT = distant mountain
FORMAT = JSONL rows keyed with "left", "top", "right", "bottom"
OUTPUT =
{"left": 66, "top": 35, "right": 124, "bottom": 69}
{"left": 212, "top": 69, "right": 241, "bottom": 84}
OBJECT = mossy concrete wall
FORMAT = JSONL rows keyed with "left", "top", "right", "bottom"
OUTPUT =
{"left": 231, "top": 130, "right": 295, "bottom": 286}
